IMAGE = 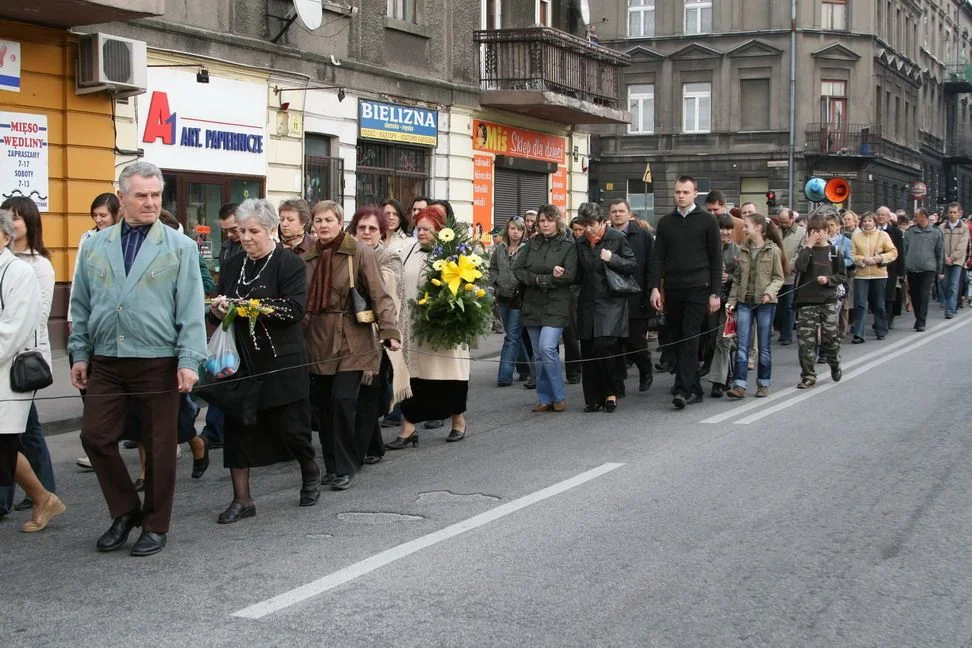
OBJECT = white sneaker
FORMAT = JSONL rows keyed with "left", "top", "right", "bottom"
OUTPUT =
{"left": 76, "top": 456, "right": 93, "bottom": 470}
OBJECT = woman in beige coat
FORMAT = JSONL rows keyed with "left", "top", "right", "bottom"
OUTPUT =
{"left": 386, "top": 206, "right": 471, "bottom": 449}
{"left": 304, "top": 201, "right": 400, "bottom": 491}
{"left": 850, "top": 212, "right": 898, "bottom": 343}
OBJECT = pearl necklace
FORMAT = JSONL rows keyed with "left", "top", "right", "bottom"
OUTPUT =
{"left": 238, "top": 247, "right": 275, "bottom": 288}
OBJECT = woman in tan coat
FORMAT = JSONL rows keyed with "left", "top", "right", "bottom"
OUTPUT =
{"left": 850, "top": 212, "right": 898, "bottom": 343}
{"left": 303, "top": 201, "right": 400, "bottom": 491}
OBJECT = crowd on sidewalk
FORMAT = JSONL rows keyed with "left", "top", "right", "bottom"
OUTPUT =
{"left": 0, "top": 163, "right": 968, "bottom": 557}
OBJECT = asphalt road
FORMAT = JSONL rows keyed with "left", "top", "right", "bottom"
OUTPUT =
{"left": 3, "top": 310, "right": 972, "bottom": 647}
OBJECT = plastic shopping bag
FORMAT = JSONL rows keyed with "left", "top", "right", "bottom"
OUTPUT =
{"left": 203, "top": 325, "right": 241, "bottom": 379}
{"left": 722, "top": 311, "right": 737, "bottom": 337}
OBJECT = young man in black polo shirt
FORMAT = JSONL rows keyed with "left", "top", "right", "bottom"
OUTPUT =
{"left": 648, "top": 176, "right": 723, "bottom": 409}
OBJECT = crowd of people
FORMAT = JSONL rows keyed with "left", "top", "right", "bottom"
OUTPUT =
{"left": 0, "top": 163, "right": 968, "bottom": 556}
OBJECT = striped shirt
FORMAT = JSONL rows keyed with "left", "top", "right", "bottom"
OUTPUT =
{"left": 121, "top": 221, "right": 150, "bottom": 275}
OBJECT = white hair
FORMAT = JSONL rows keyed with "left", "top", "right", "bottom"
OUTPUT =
{"left": 0, "top": 209, "right": 14, "bottom": 244}
{"left": 236, "top": 198, "right": 279, "bottom": 231}
{"left": 118, "top": 161, "right": 165, "bottom": 194}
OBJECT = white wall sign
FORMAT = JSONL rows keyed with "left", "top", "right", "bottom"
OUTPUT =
{"left": 0, "top": 112, "right": 49, "bottom": 211}
{"left": 0, "top": 40, "right": 22, "bottom": 93}
{"left": 137, "top": 69, "right": 267, "bottom": 176}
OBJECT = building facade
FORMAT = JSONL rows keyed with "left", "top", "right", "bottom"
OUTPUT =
{"left": 589, "top": 0, "right": 972, "bottom": 222}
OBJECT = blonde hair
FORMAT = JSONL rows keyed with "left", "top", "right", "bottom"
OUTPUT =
{"left": 312, "top": 200, "right": 344, "bottom": 221}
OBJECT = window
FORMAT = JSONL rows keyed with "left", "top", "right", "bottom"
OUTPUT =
{"left": 822, "top": 0, "right": 847, "bottom": 30}
{"left": 820, "top": 80, "right": 846, "bottom": 126}
{"left": 628, "top": 84, "right": 655, "bottom": 134}
{"left": 684, "top": 0, "right": 712, "bottom": 35}
{"left": 628, "top": 0, "right": 655, "bottom": 37}
{"left": 387, "top": 0, "right": 416, "bottom": 23}
{"left": 305, "top": 134, "right": 344, "bottom": 206}
{"left": 355, "top": 142, "right": 430, "bottom": 211}
{"left": 740, "top": 79, "right": 770, "bottom": 130}
{"left": 537, "top": 0, "right": 552, "bottom": 26}
{"left": 682, "top": 82, "right": 711, "bottom": 133}
{"left": 627, "top": 179, "right": 655, "bottom": 225}
{"left": 483, "top": 0, "right": 500, "bottom": 30}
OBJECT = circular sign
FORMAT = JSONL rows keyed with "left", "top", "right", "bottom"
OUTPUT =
{"left": 911, "top": 181, "right": 928, "bottom": 199}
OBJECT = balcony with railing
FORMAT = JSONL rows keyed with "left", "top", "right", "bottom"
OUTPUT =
{"left": 805, "top": 123, "right": 919, "bottom": 169}
{"left": 0, "top": 0, "right": 164, "bottom": 28}
{"left": 474, "top": 27, "right": 631, "bottom": 125}
{"left": 944, "top": 63, "right": 972, "bottom": 93}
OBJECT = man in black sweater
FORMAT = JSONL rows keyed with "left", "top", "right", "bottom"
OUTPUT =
{"left": 648, "top": 176, "right": 723, "bottom": 409}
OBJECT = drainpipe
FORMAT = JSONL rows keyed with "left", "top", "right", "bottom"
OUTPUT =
{"left": 787, "top": 0, "right": 797, "bottom": 209}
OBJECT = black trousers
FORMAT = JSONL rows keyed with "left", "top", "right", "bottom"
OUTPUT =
{"left": 563, "top": 321, "right": 582, "bottom": 380}
{"left": 0, "top": 435, "right": 20, "bottom": 489}
{"left": 664, "top": 287, "right": 710, "bottom": 398}
{"left": 354, "top": 354, "right": 391, "bottom": 463}
{"left": 657, "top": 321, "right": 676, "bottom": 368}
{"left": 311, "top": 371, "right": 363, "bottom": 477}
{"left": 580, "top": 337, "right": 624, "bottom": 405}
{"left": 623, "top": 318, "right": 652, "bottom": 380}
{"left": 907, "top": 271, "right": 936, "bottom": 328}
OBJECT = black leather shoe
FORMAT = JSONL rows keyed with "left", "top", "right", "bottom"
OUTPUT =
{"left": 604, "top": 399, "right": 617, "bottom": 413}
{"left": 672, "top": 395, "right": 687, "bottom": 410}
{"left": 122, "top": 440, "right": 138, "bottom": 449}
{"left": 97, "top": 510, "right": 142, "bottom": 552}
{"left": 363, "top": 455, "right": 382, "bottom": 465}
{"left": 424, "top": 420, "right": 443, "bottom": 429}
{"left": 191, "top": 438, "right": 210, "bottom": 479}
{"left": 320, "top": 473, "right": 337, "bottom": 486}
{"left": 330, "top": 474, "right": 353, "bottom": 490}
{"left": 524, "top": 379, "right": 536, "bottom": 390}
{"left": 685, "top": 393, "right": 704, "bottom": 406}
{"left": 446, "top": 429, "right": 466, "bottom": 442}
{"left": 300, "top": 481, "right": 320, "bottom": 507}
{"left": 831, "top": 366, "right": 842, "bottom": 382}
{"left": 583, "top": 403, "right": 603, "bottom": 413}
{"left": 710, "top": 384, "right": 724, "bottom": 398}
{"left": 639, "top": 374, "right": 653, "bottom": 392}
{"left": 385, "top": 434, "right": 418, "bottom": 450}
{"left": 218, "top": 501, "right": 256, "bottom": 524}
{"left": 14, "top": 497, "right": 33, "bottom": 511}
{"left": 130, "top": 531, "right": 167, "bottom": 557}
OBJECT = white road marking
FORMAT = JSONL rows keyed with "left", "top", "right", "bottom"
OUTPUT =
{"left": 231, "top": 462, "right": 626, "bottom": 620}
{"left": 734, "top": 315, "right": 972, "bottom": 425}
{"left": 699, "top": 317, "right": 965, "bottom": 425}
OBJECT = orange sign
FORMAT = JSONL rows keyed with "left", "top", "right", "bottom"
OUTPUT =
{"left": 473, "top": 155, "right": 494, "bottom": 232}
{"left": 472, "top": 120, "right": 566, "bottom": 164}
{"left": 550, "top": 166, "right": 568, "bottom": 215}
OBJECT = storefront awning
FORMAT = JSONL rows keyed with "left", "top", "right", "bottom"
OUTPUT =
{"left": 0, "top": 0, "right": 164, "bottom": 29}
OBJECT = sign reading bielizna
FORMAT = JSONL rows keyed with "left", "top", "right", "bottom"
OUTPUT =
{"left": 359, "top": 100, "right": 438, "bottom": 147}
{"left": 137, "top": 68, "right": 267, "bottom": 176}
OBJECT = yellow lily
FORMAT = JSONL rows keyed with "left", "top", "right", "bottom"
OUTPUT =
{"left": 431, "top": 278, "right": 442, "bottom": 286}
{"left": 440, "top": 255, "right": 483, "bottom": 296}
{"left": 417, "top": 292, "right": 430, "bottom": 305}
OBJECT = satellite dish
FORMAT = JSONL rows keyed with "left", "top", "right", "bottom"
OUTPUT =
{"left": 294, "top": 0, "right": 323, "bottom": 30}
{"left": 579, "top": 0, "right": 591, "bottom": 24}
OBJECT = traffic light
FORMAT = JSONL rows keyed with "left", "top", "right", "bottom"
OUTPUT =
{"left": 766, "top": 191, "right": 777, "bottom": 209}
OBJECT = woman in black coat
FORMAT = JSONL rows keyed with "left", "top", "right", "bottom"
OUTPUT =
{"left": 206, "top": 199, "right": 321, "bottom": 524}
{"left": 574, "top": 202, "right": 638, "bottom": 413}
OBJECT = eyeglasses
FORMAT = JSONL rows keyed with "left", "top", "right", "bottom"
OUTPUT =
{"left": 356, "top": 225, "right": 380, "bottom": 232}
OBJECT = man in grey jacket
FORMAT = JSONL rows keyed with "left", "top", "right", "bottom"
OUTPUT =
{"left": 903, "top": 209, "right": 945, "bottom": 332}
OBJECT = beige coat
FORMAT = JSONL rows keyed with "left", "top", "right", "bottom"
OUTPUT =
{"left": 303, "top": 235, "right": 400, "bottom": 375}
{"left": 728, "top": 240, "right": 785, "bottom": 308}
{"left": 851, "top": 228, "right": 898, "bottom": 279}
{"left": 402, "top": 242, "right": 470, "bottom": 382}
{"left": 941, "top": 220, "right": 970, "bottom": 267}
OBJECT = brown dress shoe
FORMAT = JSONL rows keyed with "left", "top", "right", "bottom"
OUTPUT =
{"left": 552, "top": 401, "right": 567, "bottom": 412}
{"left": 726, "top": 386, "right": 746, "bottom": 399}
{"left": 21, "top": 494, "right": 66, "bottom": 533}
{"left": 531, "top": 403, "right": 553, "bottom": 412}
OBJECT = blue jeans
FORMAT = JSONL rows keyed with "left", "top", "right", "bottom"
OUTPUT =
{"left": 496, "top": 301, "right": 523, "bottom": 385}
{"left": 201, "top": 405, "right": 224, "bottom": 443}
{"left": 942, "top": 264, "right": 964, "bottom": 317}
{"left": 733, "top": 303, "right": 776, "bottom": 389}
{"left": 775, "top": 286, "right": 796, "bottom": 342}
{"left": 0, "top": 403, "right": 55, "bottom": 512}
{"left": 527, "top": 326, "right": 566, "bottom": 405}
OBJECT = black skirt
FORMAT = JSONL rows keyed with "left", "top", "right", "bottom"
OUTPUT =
{"left": 223, "top": 400, "right": 315, "bottom": 469}
{"left": 0, "top": 434, "right": 20, "bottom": 488}
{"left": 399, "top": 378, "right": 468, "bottom": 423}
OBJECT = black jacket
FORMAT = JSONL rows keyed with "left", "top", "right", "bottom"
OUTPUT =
{"left": 648, "top": 204, "right": 722, "bottom": 293}
{"left": 619, "top": 221, "right": 655, "bottom": 320}
{"left": 576, "top": 227, "right": 637, "bottom": 339}
{"left": 881, "top": 224, "right": 904, "bottom": 302}
{"left": 210, "top": 244, "right": 310, "bottom": 410}
{"left": 513, "top": 234, "right": 579, "bottom": 329}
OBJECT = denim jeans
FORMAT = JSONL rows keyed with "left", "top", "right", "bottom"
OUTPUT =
{"left": 775, "top": 287, "right": 796, "bottom": 342}
{"left": 496, "top": 301, "right": 523, "bottom": 385}
{"left": 527, "top": 326, "right": 566, "bottom": 405}
{"left": 733, "top": 302, "right": 776, "bottom": 389}
{"left": 853, "top": 278, "right": 888, "bottom": 338}
{"left": 0, "top": 403, "right": 56, "bottom": 512}
{"left": 942, "top": 264, "right": 964, "bottom": 317}
{"left": 201, "top": 405, "right": 224, "bottom": 443}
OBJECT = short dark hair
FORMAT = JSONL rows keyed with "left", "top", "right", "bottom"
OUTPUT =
{"left": 705, "top": 190, "right": 725, "bottom": 206}
{"left": 409, "top": 196, "right": 431, "bottom": 211}
{"left": 947, "top": 201, "right": 962, "bottom": 211}
{"left": 575, "top": 201, "right": 605, "bottom": 224}
{"left": 608, "top": 198, "right": 631, "bottom": 210}
{"left": 278, "top": 199, "right": 311, "bottom": 226}
{"left": 0, "top": 196, "right": 48, "bottom": 258}
{"left": 350, "top": 206, "right": 389, "bottom": 239}
{"left": 676, "top": 175, "right": 697, "bottom": 189}
{"left": 717, "top": 214, "right": 735, "bottom": 230}
{"left": 219, "top": 202, "right": 239, "bottom": 220}
{"left": 159, "top": 209, "right": 180, "bottom": 230}
{"left": 806, "top": 214, "right": 828, "bottom": 233}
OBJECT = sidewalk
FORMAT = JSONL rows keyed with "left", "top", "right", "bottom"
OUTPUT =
{"left": 38, "top": 335, "right": 507, "bottom": 434}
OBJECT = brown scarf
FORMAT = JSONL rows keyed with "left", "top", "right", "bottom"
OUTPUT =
{"left": 307, "top": 232, "right": 345, "bottom": 313}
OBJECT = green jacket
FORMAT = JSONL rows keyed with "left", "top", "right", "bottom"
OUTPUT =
{"left": 69, "top": 219, "right": 207, "bottom": 371}
{"left": 513, "top": 234, "right": 578, "bottom": 328}
{"left": 728, "top": 240, "right": 785, "bottom": 308}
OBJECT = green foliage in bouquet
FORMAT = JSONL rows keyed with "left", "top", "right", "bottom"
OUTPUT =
{"left": 410, "top": 218, "right": 495, "bottom": 350}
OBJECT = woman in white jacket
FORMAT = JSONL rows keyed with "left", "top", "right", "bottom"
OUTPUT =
{"left": 0, "top": 208, "right": 64, "bottom": 532}
{"left": 1, "top": 197, "right": 58, "bottom": 518}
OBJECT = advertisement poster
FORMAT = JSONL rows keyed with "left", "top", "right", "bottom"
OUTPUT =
{"left": 550, "top": 165, "right": 568, "bottom": 215}
{"left": 0, "top": 111, "right": 49, "bottom": 211}
{"left": 473, "top": 155, "right": 494, "bottom": 231}
{"left": 0, "top": 40, "right": 22, "bottom": 93}
{"left": 472, "top": 120, "right": 565, "bottom": 164}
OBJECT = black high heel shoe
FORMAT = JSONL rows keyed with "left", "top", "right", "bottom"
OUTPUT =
{"left": 385, "top": 433, "right": 419, "bottom": 450}
{"left": 191, "top": 437, "right": 210, "bottom": 479}
{"left": 604, "top": 398, "right": 617, "bottom": 413}
{"left": 299, "top": 479, "right": 320, "bottom": 507}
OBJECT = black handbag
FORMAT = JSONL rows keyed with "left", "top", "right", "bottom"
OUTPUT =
{"left": 0, "top": 263, "right": 53, "bottom": 393}
{"left": 603, "top": 263, "right": 642, "bottom": 296}
{"left": 348, "top": 256, "right": 376, "bottom": 324}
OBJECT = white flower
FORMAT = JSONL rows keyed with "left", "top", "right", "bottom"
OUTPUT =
{"left": 437, "top": 227, "right": 456, "bottom": 242}
{"left": 432, "top": 259, "right": 445, "bottom": 271}
{"left": 468, "top": 254, "right": 484, "bottom": 268}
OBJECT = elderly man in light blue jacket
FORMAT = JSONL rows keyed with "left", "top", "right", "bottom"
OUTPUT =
{"left": 69, "top": 161, "right": 206, "bottom": 557}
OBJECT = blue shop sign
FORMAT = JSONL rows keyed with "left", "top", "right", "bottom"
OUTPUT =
{"left": 359, "top": 100, "right": 438, "bottom": 147}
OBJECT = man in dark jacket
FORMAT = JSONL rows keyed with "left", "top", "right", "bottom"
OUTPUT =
{"left": 648, "top": 176, "right": 723, "bottom": 409}
{"left": 876, "top": 206, "right": 904, "bottom": 329}
{"left": 609, "top": 198, "right": 654, "bottom": 391}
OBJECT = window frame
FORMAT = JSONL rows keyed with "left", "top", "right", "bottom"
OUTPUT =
{"left": 627, "top": 83, "right": 655, "bottom": 134}
{"left": 682, "top": 82, "right": 712, "bottom": 134}
{"left": 821, "top": 0, "right": 848, "bottom": 31}
{"left": 387, "top": 0, "right": 417, "bottom": 23}
{"left": 536, "top": 0, "right": 552, "bottom": 26}
{"left": 627, "top": 0, "right": 656, "bottom": 38}
{"left": 684, "top": 0, "right": 713, "bottom": 35}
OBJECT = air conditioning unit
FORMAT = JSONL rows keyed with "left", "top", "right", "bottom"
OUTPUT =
{"left": 76, "top": 33, "right": 147, "bottom": 97}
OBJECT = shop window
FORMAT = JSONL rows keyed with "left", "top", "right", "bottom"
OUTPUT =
{"left": 682, "top": 82, "right": 712, "bottom": 133}
{"left": 684, "top": 0, "right": 712, "bottom": 35}
{"left": 628, "top": 0, "right": 655, "bottom": 37}
{"left": 628, "top": 84, "right": 655, "bottom": 134}
{"left": 388, "top": 0, "right": 417, "bottom": 23}
{"left": 305, "top": 134, "right": 344, "bottom": 205}
{"left": 627, "top": 179, "right": 655, "bottom": 225}
{"left": 740, "top": 79, "right": 770, "bottom": 131}
{"left": 822, "top": 0, "right": 847, "bottom": 30}
{"left": 356, "top": 142, "right": 430, "bottom": 211}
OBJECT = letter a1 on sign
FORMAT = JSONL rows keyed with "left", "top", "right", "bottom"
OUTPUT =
{"left": 642, "top": 162, "right": 652, "bottom": 184}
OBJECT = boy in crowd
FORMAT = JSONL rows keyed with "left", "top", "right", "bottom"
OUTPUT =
{"left": 793, "top": 214, "right": 847, "bottom": 388}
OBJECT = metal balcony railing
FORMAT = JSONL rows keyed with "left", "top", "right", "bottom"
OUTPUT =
{"left": 805, "top": 123, "right": 881, "bottom": 156}
{"left": 945, "top": 63, "right": 972, "bottom": 88}
{"left": 474, "top": 27, "right": 630, "bottom": 109}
